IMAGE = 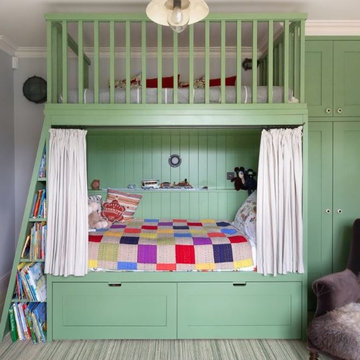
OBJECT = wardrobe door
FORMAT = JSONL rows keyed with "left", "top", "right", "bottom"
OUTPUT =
{"left": 308, "top": 122, "right": 333, "bottom": 309}
{"left": 305, "top": 40, "right": 333, "bottom": 117}
{"left": 333, "top": 122, "right": 360, "bottom": 272}
{"left": 333, "top": 41, "right": 360, "bottom": 117}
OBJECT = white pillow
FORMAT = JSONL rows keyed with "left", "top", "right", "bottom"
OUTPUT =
{"left": 232, "top": 191, "right": 257, "bottom": 246}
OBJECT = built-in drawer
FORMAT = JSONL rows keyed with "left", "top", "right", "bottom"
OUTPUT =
{"left": 178, "top": 282, "right": 302, "bottom": 339}
{"left": 52, "top": 282, "right": 177, "bottom": 339}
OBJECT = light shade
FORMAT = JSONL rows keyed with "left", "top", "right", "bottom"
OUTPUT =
{"left": 146, "top": 0, "right": 209, "bottom": 32}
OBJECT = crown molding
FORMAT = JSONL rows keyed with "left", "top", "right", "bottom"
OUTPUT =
{"left": 0, "top": 35, "right": 17, "bottom": 56}
{"left": 306, "top": 20, "right": 360, "bottom": 36}
{"left": 15, "top": 47, "right": 47, "bottom": 58}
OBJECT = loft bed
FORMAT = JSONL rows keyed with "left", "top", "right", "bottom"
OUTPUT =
{"left": 0, "top": 13, "right": 308, "bottom": 343}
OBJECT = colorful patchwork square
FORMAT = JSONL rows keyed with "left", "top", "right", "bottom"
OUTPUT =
{"left": 144, "top": 219, "right": 159, "bottom": 223}
{"left": 174, "top": 232, "right": 192, "bottom": 238}
{"left": 176, "top": 245, "right": 195, "bottom": 264}
{"left": 141, "top": 225, "right": 158, "bottom": 230}
{"left": 194, "top": 244, "right": 215, "bottom": 264}
{"left": 140, "top": 233, "right": 157, "bottom": 239}
{"left": 89, "top": 234, "right": 103, "bottom": 243}
{"left": 104, "top": 230, "right": 123, "bottom": 237}
{"left": 98, "top": 243, "right": 119, "bottom": 262}
{"left": 229, "top": 235, "right": 248, "bottom": 243}
{"left": 187, "top": 222, "right": 202, "bottom": 227}
{"left": 201, "top": 219, "right": 216, "bottom": 224}
{"left": 156, "top": 263, "right": 176, "bottom": 271}
{"left": 195, "top": 263, "right": 216, "bottom": 271}
{"left": 231, "top": 242, "right": 253, "bottom": 261}
{"left": 157, "top": 229, "right": 174, "bottom": 235}
{"left": 138, "top": 244, "right": 157, "bottom": 263}
{"left": 124, "top": 228, "right": 141, "bottom": 234}
{"left": 138, "top": 237, "right": 158, "bottom": 245}
{"left": 213, "top": 244, "right": 233, "bottom": 263}
{"left": 158, "top": 221, "right": 173, "bottom": 226}
{"left": 118, "top": 243, "right": 138, "bottom": 263}
{"left": 117, "top": 262, "right": 137, "bottom": 270}
{"left": 176, "top": 263, "right": 194, "bottom": 271}
{"left": 216, "top": 221, "right": 231, "bottom": 227}
{"left": 173, "top": 225, "right": 189, "bottom": 230}
{"left": 214, "top": 261, "right": 234, "bottom": 270}
{"left": 157, "top": 244, "right": 175, "bottom": 263}
{"left": 220, "top": 228, "right": 237, "bottom": 235}
{"left": 120, "top": 236, "right": 139, "bottom": 245}
{"left": 98, "top": 260, "right": 117, "bottom": 270}
{"left": 173, "top": 219, "right": 187, "bottom": 223}
{"left": 175, "top": 237, "right": 194, "bottom": 245}
{"left": 111, "top": 223, "right": 126, "bottom": 229}
{"left": 192, "top": 237, "right": 212, "bottom": 245}
{"left": 211, "top": 237, "right": 231, "bottom": 245}
{"left": 138, "top": 263, "right": 157, "bottom": 271}
{"left": 208, "top": 232, "right": 226, "bottom": 238}
{"left": 156, "top": 237, "right": 175, "bottom": 246}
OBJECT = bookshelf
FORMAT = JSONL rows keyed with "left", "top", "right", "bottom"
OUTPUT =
{"left": 0, "top": 131, "right": 48, "bottom": 343}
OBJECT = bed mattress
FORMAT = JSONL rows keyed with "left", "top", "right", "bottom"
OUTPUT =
{"left": 88, "top": 218, "right": 256, "bottom": 272}
{"left": 63, "top": 86, "right": 296, "bottom": 104}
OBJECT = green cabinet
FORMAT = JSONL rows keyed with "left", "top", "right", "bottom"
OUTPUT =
{"left": 306, "top": 39, "right": 360, "bottom": 117}
{"left": 308, "top": 121, "right": 360, "bottom": 308}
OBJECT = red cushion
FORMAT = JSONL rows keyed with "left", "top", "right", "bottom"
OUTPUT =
{"left": 146, "top": 75, "right": 180, "bottom": 88}
{"left": 209, "top": 75, "right": 237, "bottom": 87}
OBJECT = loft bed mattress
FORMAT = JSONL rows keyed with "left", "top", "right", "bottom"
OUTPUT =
{"left": 64, "top": 86, "right": 296, "bottom": 104}
{"left": 88, "top": 218, "right": 256, "bottom": 272}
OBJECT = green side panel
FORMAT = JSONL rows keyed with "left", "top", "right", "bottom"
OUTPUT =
{"left": 87, "top": 128, "right": 261, "bottom": 190}
{"left": 333, "top": 121, "right": 360, "bottom": 272}
{"left": 178, "top": 282, "right": 302, "bottom": 339}
{"left": 333, "top": 41, "right": 360, "bottom": 117}
{"left": 305, "top": 40, "right": 333, "bottom": 117}
{"left": 52, "top": 282, "right": 177, "bottom": 339}
{"left": 307, "top": 122, "right": 333, "bottom": 310}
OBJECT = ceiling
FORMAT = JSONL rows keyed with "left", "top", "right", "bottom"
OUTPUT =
{"left": 0, "top": 0, "right": 360, "bottom": 49}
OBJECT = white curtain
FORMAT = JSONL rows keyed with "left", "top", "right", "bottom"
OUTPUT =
{"left": 45, "top": 129, "right": 88, "bottom": 276}
{"left": 256, "top": 126, "right": 303, "bottom": 275}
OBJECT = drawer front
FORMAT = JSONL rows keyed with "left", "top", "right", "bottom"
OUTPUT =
{"left": 178, "top": 282, "right": 302, "bottom": 339}
{"left": 52, "top": 282, "right": 176, "bottom": 339}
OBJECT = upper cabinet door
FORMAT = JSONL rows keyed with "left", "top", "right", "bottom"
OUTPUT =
{"left": 305, "top": 40, "right": 333, "bottom": 117}
{"left": 334, "top": 41, "right": 360, "bottom": 117}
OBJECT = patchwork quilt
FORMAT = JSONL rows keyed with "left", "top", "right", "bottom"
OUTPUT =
{"left": 88, "top": 219, "right": 255, "bottom": 272}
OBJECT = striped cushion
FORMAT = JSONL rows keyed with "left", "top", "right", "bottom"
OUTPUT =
{"left": 106, "top": 189, "right": 142, "bottom": 221}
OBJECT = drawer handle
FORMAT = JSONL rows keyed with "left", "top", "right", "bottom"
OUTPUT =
{"left": 108, "top": 283, "right": 122, "bottom": 287}
{"left": 233, "top": 283, "right": 247, "bottom": 286}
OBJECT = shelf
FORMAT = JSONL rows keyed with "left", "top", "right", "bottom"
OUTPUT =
{"left": 19, "top": 259, "right": 45, "bottom": 263}
{"left": 28, "top": 218, "right": 46, "bottom": 222}
{"left": 37, "top": 177, "right": 47, "bottom": 182}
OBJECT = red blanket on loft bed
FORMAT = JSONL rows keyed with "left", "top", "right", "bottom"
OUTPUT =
{"left": 88, "top": 219, "right": 254, "bottom": 272}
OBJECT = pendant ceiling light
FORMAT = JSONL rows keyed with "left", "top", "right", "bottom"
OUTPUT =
{"left": 146, "top": 0, "right": 209, "bottom": 33}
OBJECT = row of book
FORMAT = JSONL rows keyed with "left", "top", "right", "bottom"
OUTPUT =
{"left": 30, "top": 189, "right": 46, "bottom": 218}
{"left": 21, "top": 222, "right": 47, "bottom": 260}
{"left": 15, "top": 262, "right": 46, "bottom": 302}
{"left": 8, "top": 302, "right": 46, "bottom": 343}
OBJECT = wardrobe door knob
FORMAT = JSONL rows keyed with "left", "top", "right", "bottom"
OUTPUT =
{"left": 337, "top": 107, "right": 343, "bottom": 114}
{"left": 337, "top": 209, "right": 343, "bottom": 214}
{"left": 325, "top": 209, "right": 331, "bottom": 214}
{"left": 325, "top": 108, "right": 332, "bottom": 114}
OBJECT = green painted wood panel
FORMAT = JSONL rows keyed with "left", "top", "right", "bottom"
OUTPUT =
{"left": 307, "top": 122, "right": 333, "bottom": 310}
{"left": 305, "top": 40, "right": 333, "bottom": 117}
{"left": 178, "top": 282, "right": 301, "bottom": 339}
{"left": 333, "top": 121, "right": 360, "bottom": 272}
{"left": 52, "top": 282, "right": 177, "bottom": 339}
{"left": 333, "top": 41, "right": 360, "bottom": 117}
{"left": 87, "top": 128, "right": 261, "bottom": 191}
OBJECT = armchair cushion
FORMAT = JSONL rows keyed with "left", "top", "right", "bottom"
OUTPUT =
{"left": 313, "top": 269, "right": 360, "bottom": 317}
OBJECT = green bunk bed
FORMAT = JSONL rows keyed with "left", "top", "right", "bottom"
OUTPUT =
{"left": 0, "top": 13, "right": 308, "bottom": 342}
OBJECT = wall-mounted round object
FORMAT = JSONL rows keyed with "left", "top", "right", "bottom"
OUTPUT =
{"left": 22, "top": 76, "right": 47, "bottom": 104}
{"left": 168, "top": 154, "right": 182, "bottom": 168}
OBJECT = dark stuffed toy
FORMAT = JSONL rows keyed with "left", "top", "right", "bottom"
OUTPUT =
{"left": 245, "top": 168, "right": 257, "bottom": 194}
{"left": 231, "top": 166, "right": 247, "bottom": 191}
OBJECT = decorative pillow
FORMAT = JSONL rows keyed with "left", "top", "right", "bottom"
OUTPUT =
{"left": 106, "top": 189, "right": 142, "bottom": 221}
{"left": 232, "top": 190, "right": 257, "bottom": 246}
{"left": 88, "top": 194, "right": 102, "bottom": 210}
{"left": 112, "top": 73, "right": 141, "bottom": 88}
{"left": 146, "top": 75, "right": 180, "bottom": 88}
{"left": 101, "top": 200, "right": 126, "bottom": 223}
{"left": 193, "top": 75, "right": 237, "bottom": 88}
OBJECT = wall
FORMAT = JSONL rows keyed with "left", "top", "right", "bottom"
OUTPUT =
{"left": 0, "top": 49, "right": 14, "bottom": 286}
{"left": 13, "top": 57, "right": 46, "bottom": 240}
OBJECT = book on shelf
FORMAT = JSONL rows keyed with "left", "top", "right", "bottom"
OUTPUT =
{"left": 22, "top": 222, "right": 47, "bottom": 260}
{"left": 10, "top": 302, "right": 46, "bottom": 343}
{"left": 14, "top": 262, "right": 46, "bottom": 302}
{"left": 38, "top": 149, "right": 46, "bottom": 179}
{"left": 30, "top": 189, "right": 46, "bottom": 218}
